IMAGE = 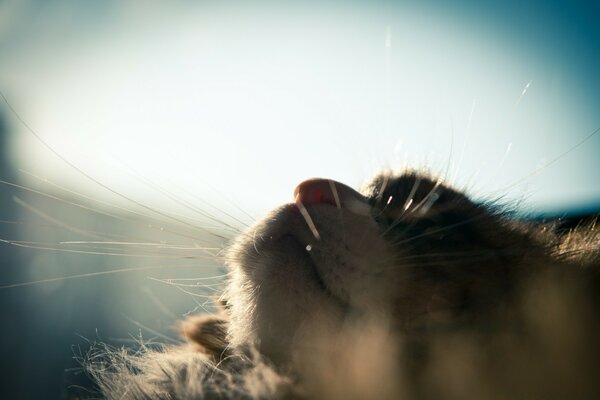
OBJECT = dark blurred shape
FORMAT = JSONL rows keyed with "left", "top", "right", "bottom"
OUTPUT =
{"left": 0, "top": 111, "right": 94, "bottom": 399}
{"left": 0, "top": 110, "right": 32, "bottom": 398}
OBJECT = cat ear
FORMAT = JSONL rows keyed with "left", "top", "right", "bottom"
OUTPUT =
{"left": 179, "top": 315, "right": 230, "bottom": 359}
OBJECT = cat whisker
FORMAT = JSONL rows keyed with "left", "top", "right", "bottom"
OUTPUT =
{"left": 415, "top": 192, "right": 440, "bottom": 216}
{"left": 165, "top": 272, "right": 232, "bottom": 282}
{"left": 380, "top": 175, "right": 443, "bottom": 238}
{"left": 403, "top": 177, "right": 422, "bottom": 213}
{"left": 121, "top": 315, "right": 183, "bottom": 345}
{"left": 0, "top": 238, "right": 223, "bottom": 259}
{"left": 451, "top": 98, "right": 477, "bottom": 184}
{"left": 408, "top": 178, "right": 443, "bottom": 215}
{"left": 169, "top": 283, "right": 223, "bottom": 299}
{"left": 328, "top": 180, "right": 342, "bottom": 209}
{"left": 0, "top": 218, "right": 161, "bottom": 244}
{"left": 170, "top": 156, "right": 257, "bottom": 225}
{"left": 1, "top": 177, "right": 225, "bottom": 244}
{"left": 374, "top": 172, "right": 390, "bottom": 209}
{"left": 497, "top": 142, "right": 513, "bottom": 168}
{"left": 495, "top": 125, "right": 600, "bottom": 195}
{"left": 139, "top": 286, "right": 180, "bottom": 320}
{"left": 378, "top": 180, "right": 421, "bottom": 237}
{"left": 328, "top": 180, "right": 349, "bottom": 249}
{"left": 59, "top": 242, "right": 222, "bottom": 259}
{"left": 2, "top": 90, "right": 233, "bottom": 241}
{"left": 60, "top": 241, "right": 221, "bottom": 251}
{"left": 442, "top": 120, "right": 455, "bottom": 183}
{"left": 296, "top": 197, "right": 321, "bottom": 241}
{"left": 148, "top": 277, "right": 224, "bottom": 290}
{"left": 114, "top": 160, "right": 248, "bottom": 232}
{"left": 13, "top": 196, "right": 111, "bottom": 241}
{"left": 252, "top": 228, "right": 261, "bottom": 255}
{"left": 515, "top": 79, "right": 533, "bottom": 106}
{"left": 0, "top": 264, "right": 201, "bottom": 289}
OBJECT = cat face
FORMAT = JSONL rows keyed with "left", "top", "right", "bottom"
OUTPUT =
{"left": 225, "top": 171, "right": 533, "bottom": 363}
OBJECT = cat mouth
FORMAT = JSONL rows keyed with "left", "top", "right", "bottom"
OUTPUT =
{"left": 283, "top": 234, "right": 334, "bottom": 295}
{"left": 259, "top": 203, "right": 350, "bottom": 310}
{"left": 243, "top": 177, "right": 377, "bottom": 312}
{"left": 288, "top": 214, "right": 358, "bottom": 312}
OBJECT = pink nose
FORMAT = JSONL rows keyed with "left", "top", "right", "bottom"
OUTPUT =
{"left": 294, "top": 178, "right": 372, "bottom": 219}
{"left": 294, "top": 178, "right": 370, "bottom": 209}
{"left": 294, "top": 178, "right": 342, "bottom": 207}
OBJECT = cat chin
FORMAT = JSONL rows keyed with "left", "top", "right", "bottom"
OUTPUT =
{"left": 224, "top": 204, "right": 344, "bottom": 361}
{"left": 224, "top": 197, "right": 403, "bottom": 362}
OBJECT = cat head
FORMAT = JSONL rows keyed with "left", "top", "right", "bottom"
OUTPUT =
{"left": 221, "top": 171, "right": 540, "bottom": 364}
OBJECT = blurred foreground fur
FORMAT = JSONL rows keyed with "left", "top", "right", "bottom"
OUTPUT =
{"left": 87, "top": 171, "right": 600, "bottom": 399}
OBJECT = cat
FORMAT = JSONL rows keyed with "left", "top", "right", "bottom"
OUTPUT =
{"left": 87, "top": 170, "right": 600, "bottom": 400}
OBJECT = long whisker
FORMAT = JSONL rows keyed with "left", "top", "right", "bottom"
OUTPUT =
{"left": 381, "top": 177, "right": 440, "bottom": 238}
{"left": 403, "top": 176, "right": 422, "bottom": 213}
{"left": 162, "top": 273, "right": 231, "bottom": 282}
{"left": 452, "top": 98, "right": 476, "bottom": 183}
{"left": 0, "top": 91, "right": 235, "bottom": 241}
{"left": 114, "top": 160, "right": 247, "bottom": 232}
{"left": 19, "top": 170, "right": 238, "bottom": 235}
{"left": 169, "top": 283, "right": 221, "bottom": 299}
{"left": 328, "top": 180, "right": 342, "bottom": 209}
{"left": 173, "top": 178, "right": 256, "bottom": 228}
{"left": 121, "top": 315, "right": 182, "bottom": 345}
{"left": 409, "top": 178, "right": 443, "bottom": 215}
{"left": 148, "top": 277, "right": 224, "bottom": 290}
{"left": 13, "top": 196, "right": 109, "bottom": 240}
{"left": 329, "top": 180, "right": 349, "bottom": 250}
{"left": 0, "top": 264, "right": 201, "bottom": 289}
{"left": 169, "top": 154, "right": 257, "bottom": 225}
{"left": 442, "top": 119, "right": 455, "bottom": 183}
{"left": 57, "top": 242, "right": 221, "bottom": 259}
{"left": 20, "top": 169, "right": 235, "bottom": 239}
{"left": 0, "top": 219, "right": 154, "bottom": 244}
{"left": 60, "top": 241, "right": 220, "bottom": 251}
{"left": 1, "top": 177, "right": 226, "bottom": 244}
{"left": 496, "top": 125, "right": 600, "bottom": 194}
{"left": 374, "top": 172, "right": 390, "bottom": 210}
{"left": 296, "top": 198, "right": 321, "bottom": 241}
{"left": 515, "top": 79, "right": 533, "bottom": 106}
{"left": 381, "top": 182, "right": 444, "bottom": 240}
{"left": 0, "top": 238, "right": 222, "bottom": 259}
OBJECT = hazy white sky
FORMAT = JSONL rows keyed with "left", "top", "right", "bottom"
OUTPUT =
{"left": 1, "top": 1, "right": 599, "bottom": 218}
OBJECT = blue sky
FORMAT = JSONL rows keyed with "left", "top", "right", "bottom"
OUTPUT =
{"left": 1, "top": 1, "right": 598, "bottom": 216}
